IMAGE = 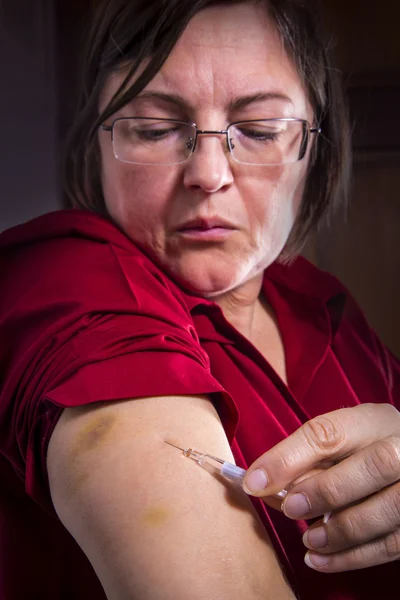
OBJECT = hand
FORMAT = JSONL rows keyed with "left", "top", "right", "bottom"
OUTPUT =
{"left": 242, "top": 403, "right": 400, "bottom": 573}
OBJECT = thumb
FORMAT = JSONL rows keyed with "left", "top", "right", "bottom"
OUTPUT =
{"left": 242, "top": 435, "right": 339, "bottom": 497}
{"left": 242, "top": 410, "right": 350, "bottom": 496}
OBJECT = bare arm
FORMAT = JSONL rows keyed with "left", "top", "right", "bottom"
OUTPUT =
{"left": 47, "top": 394, "right": 295, "bottom": 600}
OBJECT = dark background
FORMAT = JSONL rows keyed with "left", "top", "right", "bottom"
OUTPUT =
{"left": 1, "top": 0, "right": 399, "bottom": 356}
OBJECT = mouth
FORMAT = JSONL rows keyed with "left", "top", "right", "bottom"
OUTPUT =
{"left": 176, "top": 217, "right": 237, "bottom": 233}
{"left": 175, "top": 218, "right": 237, "bottom": 241}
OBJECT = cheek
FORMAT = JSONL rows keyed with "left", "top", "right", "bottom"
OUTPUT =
{"left": 102, "top": 159, "right": 178, "bottom": 237}
{"left": 244, "top": 164, "right": 306, "bottom": 239}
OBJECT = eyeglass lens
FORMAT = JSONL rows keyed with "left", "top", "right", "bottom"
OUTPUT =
{"left": 111, "top": 118, "right": 307, "bottom": 166}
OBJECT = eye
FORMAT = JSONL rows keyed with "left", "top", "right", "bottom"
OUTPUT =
{"left": 236, "top": 124, "right": 281, "bottom": 143}
{"left": 133, "top": 125, "right": 182, "bottom": 142}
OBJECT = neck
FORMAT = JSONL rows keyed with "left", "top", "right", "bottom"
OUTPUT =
{"left": 213, "top": 272, "right": 287, "bottom": 384}
{"left": 212, "top": 273, "right": 265, "bottom": 340}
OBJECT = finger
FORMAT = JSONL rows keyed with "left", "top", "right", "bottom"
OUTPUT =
{"left": 260, "top": 467, "right": 332, "bottom": 512}
{"left": 261, "top": 495, "right": 283, "bottom": 512}
{"left": 243, "top": 404, "right": 400, "bottom": 496}
{"left": 281, "top": 436, "right": 400, "bottom": 520}
{"left": 304, "top": 528, "right": 400, "bottom": 573}
{"left": 303, "top": 481, "right": 400, "bottom": 554}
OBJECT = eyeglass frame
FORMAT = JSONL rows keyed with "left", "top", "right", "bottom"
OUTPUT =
{"left": 99, "top": 117, "right": 322, "bottom": 166}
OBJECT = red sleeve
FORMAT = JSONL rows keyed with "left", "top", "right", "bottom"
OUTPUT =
{"left": 0, "top": 212, "right": 233, "bottom": 514}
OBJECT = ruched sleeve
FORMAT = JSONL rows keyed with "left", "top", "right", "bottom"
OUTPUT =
{"left": 0, "top": 210, "right": 230, "bottom": 513}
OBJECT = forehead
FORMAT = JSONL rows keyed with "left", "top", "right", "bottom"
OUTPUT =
{"left": 102, "top": 3, "right": 310, "bottom": 117}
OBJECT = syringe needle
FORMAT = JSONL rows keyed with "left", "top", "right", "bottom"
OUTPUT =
{"left": 164, "top": 440, "right": 188, "bottom": 452}
{"left": 165, "top": 441, "right": 204, "bottom": 463}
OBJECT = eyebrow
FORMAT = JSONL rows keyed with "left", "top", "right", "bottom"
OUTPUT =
{"left": 132, "top": 91, "right": 293, "bottom": 111}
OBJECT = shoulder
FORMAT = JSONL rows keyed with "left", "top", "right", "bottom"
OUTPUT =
{"left": 0, "top": 209, "right": 191, "bottom": 326}
{"left": 266, "top": 256, "right": 399, "bottom": 400}
{"left": 265, "top": 255, "right": 346, "bottom": 301}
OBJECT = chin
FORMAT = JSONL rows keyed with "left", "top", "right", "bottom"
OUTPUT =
{"left": 166, "top": 260, "right": 263, "bottom": 298}
{"left": 153, "top": 244, "right": 279, "bottom": 298}
{"left": 171, "top": 273, "right": 235, "bottom": 298}
{"left": 156, "top": 261, "right": 228, "bottom": 296}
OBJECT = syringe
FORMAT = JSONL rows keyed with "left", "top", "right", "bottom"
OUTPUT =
{"left": 165, "top": 440, "right": 331, "bottom": 523}
{"left": 165, "top": 441, "right": 287, "bottom": 499}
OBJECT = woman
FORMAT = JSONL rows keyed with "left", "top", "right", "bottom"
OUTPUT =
{"left": 0, "top": 0, "right": 399, "bottom": 598}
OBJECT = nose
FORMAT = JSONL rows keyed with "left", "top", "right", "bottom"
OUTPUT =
{"left": 183, "top": 133, "right": 234, "bottom": 194}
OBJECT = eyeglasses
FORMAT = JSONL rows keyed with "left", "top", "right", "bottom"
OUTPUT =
{"left": 100, "top": 117, "right": 321, "bottom": 166}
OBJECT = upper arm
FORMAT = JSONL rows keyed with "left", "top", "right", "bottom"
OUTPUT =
{"left": 47, "top": 394, "right": 295, "bottom": 600}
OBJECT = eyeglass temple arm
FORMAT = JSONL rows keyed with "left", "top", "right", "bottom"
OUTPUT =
{"left": 297, "top": 124, "right": 321, "bottom": 161}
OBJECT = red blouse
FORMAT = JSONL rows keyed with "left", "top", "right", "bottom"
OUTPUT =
{"left": 0, "top": 209, "right": 398, "bottom": 600}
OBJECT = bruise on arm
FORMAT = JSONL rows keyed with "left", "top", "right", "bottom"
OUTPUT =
{"left": 143, "top": 505, "right": 172, "bottom": 527}
{"left": 62, "top": 409, "right": 119, "bottom": 494}
{"left": 69, "top": 411, "right": 118, "bottom": 457}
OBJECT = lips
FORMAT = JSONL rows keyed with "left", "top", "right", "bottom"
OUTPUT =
{"left": 177, "top": 217, "right": 236, "bottom": 232}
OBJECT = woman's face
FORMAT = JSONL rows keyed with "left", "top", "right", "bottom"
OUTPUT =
{"left": 99, "top": 2, "right": 314, "bottom": 297}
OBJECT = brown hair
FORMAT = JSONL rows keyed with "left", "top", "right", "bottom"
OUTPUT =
{"left": 61, "top": 0, "right": 351, "bottom": 256}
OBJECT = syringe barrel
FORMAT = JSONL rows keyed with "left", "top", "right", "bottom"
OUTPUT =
{"left": 220, "top": 462, "right": 247, "bottom": 484}
{"left": 217, "top": 460, "right": 330, "bottom": 522}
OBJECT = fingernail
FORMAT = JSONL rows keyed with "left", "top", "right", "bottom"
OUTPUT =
{"left": 283, "top": 493, "right": 311, "bottom": 518}
{"left": 304, "top": 551, "right": 330, "bottom": 569}
{"left": 244, "top": 468, "right": 268, "bottom": 493}
{"left": 303, "top": 526, "right": 328, "bottom": 550}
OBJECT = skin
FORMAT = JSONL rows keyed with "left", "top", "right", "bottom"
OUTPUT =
{"left": 243, "top": 404, "right": 400, "bottom": 572}
{"left": 99, "top": 2, "right": 314, "bottom": 341}
{"left": 98, "top": 2, "right": 400, "bottom": 575}
{"left": 49, "top": 395, "right": 297, "bottom": 599}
